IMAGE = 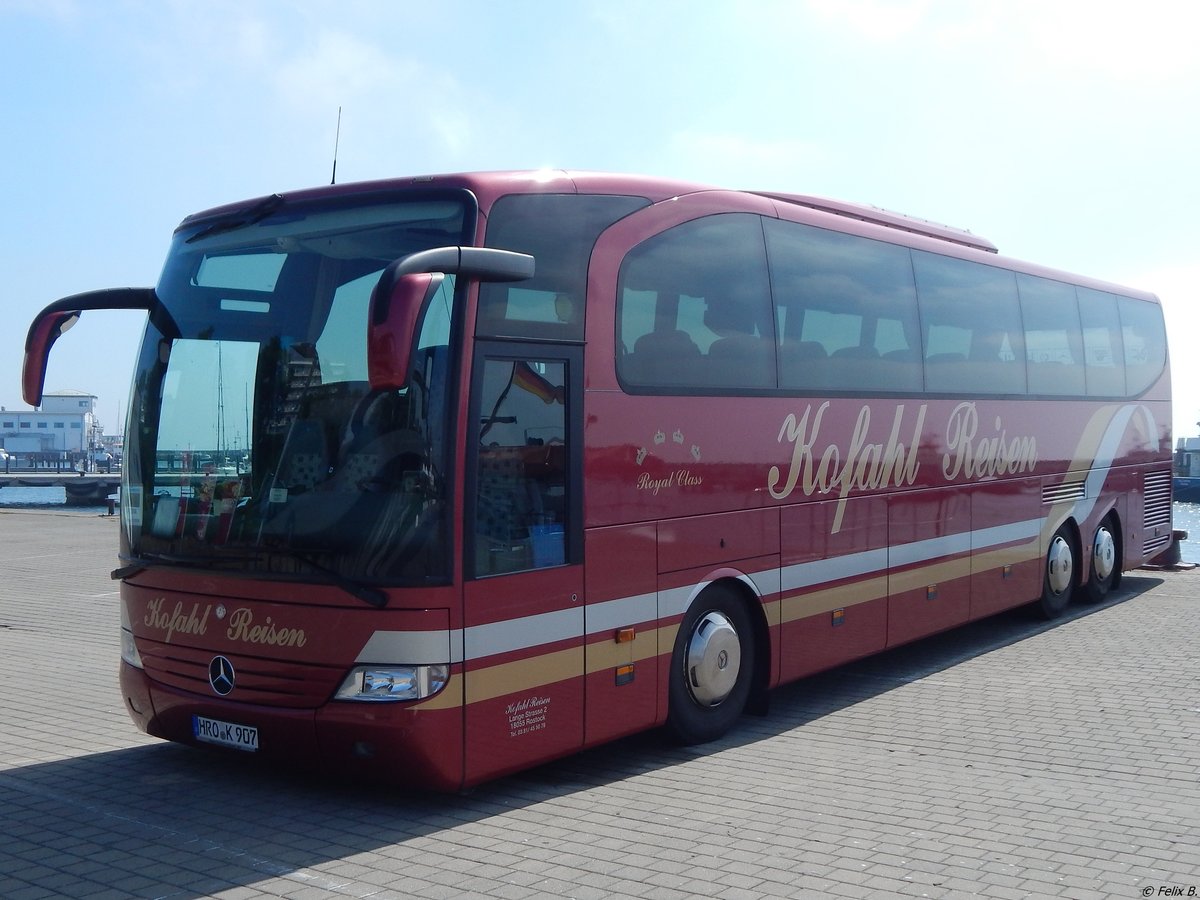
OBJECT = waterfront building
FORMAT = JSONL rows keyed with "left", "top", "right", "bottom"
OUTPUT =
{"left": 0, "top": 390, "right": 102, "bottom": 457}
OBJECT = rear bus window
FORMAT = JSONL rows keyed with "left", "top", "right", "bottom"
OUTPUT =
{"left": 1119, "top": 296, "right": 1167, "bottom": 395}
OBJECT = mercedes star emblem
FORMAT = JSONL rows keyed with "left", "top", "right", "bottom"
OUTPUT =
{"left": 208, "top": 655, "right": 236, "bottom": 696}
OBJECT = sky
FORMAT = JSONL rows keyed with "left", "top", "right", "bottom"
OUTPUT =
{"left": 2, "top": 0, "right": 1198, "bottom": 440}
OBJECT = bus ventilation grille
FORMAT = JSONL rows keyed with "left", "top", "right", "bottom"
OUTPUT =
{"left": 1142, "top": 470, "right": 1173, "bottom": 556}
{"left": 1042, "top": 480, "right": 1086, "bottom": 505}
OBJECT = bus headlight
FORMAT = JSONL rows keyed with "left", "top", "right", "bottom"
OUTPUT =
{"left": 334, "top": 664, "right": 449, "bottom": 702}
{"left": 120, "top": 627, "right": 144, "bottom": 668}
{"left": 119, "top": 602, "right": 143, "bottom": 668}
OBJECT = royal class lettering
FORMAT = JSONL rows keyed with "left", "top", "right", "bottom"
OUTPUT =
{"left": 941, "top": 402, "right": 1038, "bottom": 480}
{"left": 225, "top": 607, "right": 307, "bottom": 648}
{"left": 144, "top": 597, "right": 211, "bottom": 644}
{"left": 636, "top": 469, "right": 704, "bottom": 495}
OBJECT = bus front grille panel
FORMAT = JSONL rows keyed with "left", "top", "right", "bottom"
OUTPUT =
{"left": 140, "top": 644, "right": 341, "bottom": 708}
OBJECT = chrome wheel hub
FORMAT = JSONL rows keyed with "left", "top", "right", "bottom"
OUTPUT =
{"left": 1047, "top": 535, "right": 1074, "bottom": 595}
{"left": 685, "top": 611, "right": 742, "bottom": 706}
{"left": 1093, "top": 527, "right": 1115, "bottom": 581}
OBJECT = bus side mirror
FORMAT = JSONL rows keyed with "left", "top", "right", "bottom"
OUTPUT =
{"left": 23, "top": 310, "right": 79, "bottom": 406}
{"left": 22, "top": 287, "right": 159, "bottom": 406}
{"left": 366, "top": 246, "right": 535, "bottom": 390}
{"left": 367, "top": 272, "right": 442, "bottom": 391}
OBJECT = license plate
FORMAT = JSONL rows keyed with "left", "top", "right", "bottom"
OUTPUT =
{"left": 192, "top": 715, "right": 259, "bottom": 752}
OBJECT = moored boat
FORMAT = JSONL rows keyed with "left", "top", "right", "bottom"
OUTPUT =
{"left": 1175, "top": 436, "right": 1200, "bottom": 501}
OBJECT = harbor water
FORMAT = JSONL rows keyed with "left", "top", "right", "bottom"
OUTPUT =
{"left": 4, "top": 483, "right": 1200, "bottom": 564}
{"left": 0, "top": 485, "right": 68, "bottom": 506}
{"left": 1173, "top": 500, "right": 1200, "bottom": 564}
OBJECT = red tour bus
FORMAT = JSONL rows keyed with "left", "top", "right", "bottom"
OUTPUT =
{"left": 24, "top": 171, "right": 1172, "bottom": 790}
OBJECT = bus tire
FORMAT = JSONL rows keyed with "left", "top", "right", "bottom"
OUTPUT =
{"left": 1084, "top": 515, "right": 1121, "bottom": 603}
{"left": 1037, "top": 525, "right": 1076, "bottom": 620}
{"left": 666, "top": 588, "right": 755, "bottom": 745}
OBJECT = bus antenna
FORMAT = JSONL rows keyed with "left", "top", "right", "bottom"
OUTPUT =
{"left": 330, "top": 106, "right": 342, "bottom": 185}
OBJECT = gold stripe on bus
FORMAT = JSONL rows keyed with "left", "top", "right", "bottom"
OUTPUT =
{"left": 1070, "top": 405, "right": 1120, "bottom": 472}
{"left": 780, "top": 537, "right": 1042, "bottom": 626}
{"left": 762, "top": 592, "right": 783, "bottom": 629}
{"left": 780, "top": 575, "right": 888, "bottom": 623}
{"left": 972, "top": 539, "right": 1042, "bottom": 572}
{"left": 463, "top": 646, "right": 583, "bottom": 705}
{"left": 415, "top": 674, "right": 465, "bottom": 710}
{"left": 584, "top": 628, "right": 664, "bottom": 674}
{"left": 414, "top": 650, "right": 586, "bottom": 711}
{"left": 886, "top": 555, "right": 975, "bottom": 594}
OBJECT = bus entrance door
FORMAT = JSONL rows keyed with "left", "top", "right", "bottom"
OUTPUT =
{"left": 463, "top": 347, "right": 584, "bottom": 784}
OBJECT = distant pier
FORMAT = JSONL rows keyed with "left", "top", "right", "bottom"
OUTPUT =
{"left": 0, "top": 473, "right": 120, "bottom": 505}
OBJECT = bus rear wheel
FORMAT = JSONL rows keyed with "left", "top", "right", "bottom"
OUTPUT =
{"left": 666, "top": 589, "right": 755, "bottom": 745}
{"left": 1037, "top": 525, "right": 1076, "bottom": 620}
{"left": 1084, "top": 515, "right": 1121, "bottom": 603}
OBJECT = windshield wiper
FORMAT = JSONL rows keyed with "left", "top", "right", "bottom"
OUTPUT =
{"left": 112, "top": 547, "right": 388, "bottom": 609}
{"left": 111, "top": 551, "right": 241, "bottom": 580}
{"left": 269, "top": 548, "right": 389, "bottom": 609}
{"left": 186, "top": 193, "right": 285, "bottom": 243}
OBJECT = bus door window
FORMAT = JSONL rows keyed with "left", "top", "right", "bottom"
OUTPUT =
{"left": 473, "top": 357, "right": 569, "bottom": 576}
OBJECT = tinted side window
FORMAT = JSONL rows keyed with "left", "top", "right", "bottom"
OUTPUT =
{"left": 1017, "top": 274, "right": 1085, "bottom": 395}
{"left": 480, "top": 194, "right": 648, "bottom": 341}
{"left": 913, "top": 252, "right": 1026, "bottom": 394}
{"left": 473, "top": 357, "right": 569, "bottom": 576}
{"left": 765, "top": 220, "right": 921, "bottom": 392}
{"left": 618, "top": 214, "right": 775, "bottom": 391}
{"left": 1119, "top": 296, "right": 1167, "bottom": 395}
{"left": 1077, "top": 288, "right": 1126, "bottom": 396}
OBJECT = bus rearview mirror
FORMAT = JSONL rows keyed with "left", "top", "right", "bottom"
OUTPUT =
{"left": 367, "top": 246, "right": 535, "bottom": 390}
{"left": 368, "top": 272, "right": 441, "bottom": 391}
{"left": 23, "top": 310, "right": 79, "bottom": 406}
{"left": 23, "top": 287, "right": 159, "bottom": 407}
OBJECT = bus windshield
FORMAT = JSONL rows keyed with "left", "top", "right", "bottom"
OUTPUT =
{"left": 121, "top": 194, "right": 472, "bottom": 585}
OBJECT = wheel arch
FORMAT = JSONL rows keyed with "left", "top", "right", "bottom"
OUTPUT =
{"left": 687, "top": 572, "right": 772, "bottom": 717}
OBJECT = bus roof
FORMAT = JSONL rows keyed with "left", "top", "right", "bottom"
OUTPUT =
{"left": 176, "top": 170, "right": 708, "bottom": 230}
{"left": 751, "top": 191, "right": 998, "bottom": 253}
{"left": 178, "top": 170, "right": 997, "bottom": 251}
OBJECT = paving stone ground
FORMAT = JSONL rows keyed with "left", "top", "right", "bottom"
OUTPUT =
{"left": 1, "top": 508, "right": 1197, "bottom": 899}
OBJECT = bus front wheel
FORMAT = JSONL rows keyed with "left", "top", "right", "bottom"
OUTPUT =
{"left": 666, "top": 589, "right": 755, "bottom": 745}
{"left": 1037, "top": 525, "right": 1077, "bottom": 619}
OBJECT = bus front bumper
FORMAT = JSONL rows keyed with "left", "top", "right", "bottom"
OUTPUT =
{"left": 120, "top": 661, "right": 465, "bottom": 792}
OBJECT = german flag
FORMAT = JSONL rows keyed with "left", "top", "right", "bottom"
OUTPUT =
{"left": 512, "top": 361, "right": 565, "bottom": 404}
